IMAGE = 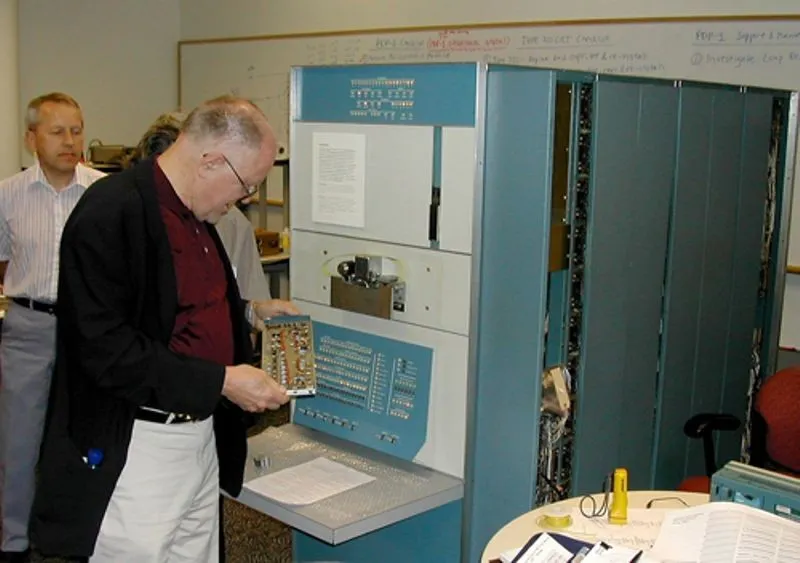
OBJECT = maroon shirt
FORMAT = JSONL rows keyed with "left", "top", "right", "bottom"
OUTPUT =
{"left": 154, "top": 162, "right": 234, "bottom": 366}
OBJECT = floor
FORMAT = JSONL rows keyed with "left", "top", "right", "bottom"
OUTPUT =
{"left": 23, "top": 407, "right": 294, "bottom": 563}
{"left": 27, "top": 501, "right": 292, "bottom": 563}
{"left": 222, "top": 406, "right": 293, "bottom": 563}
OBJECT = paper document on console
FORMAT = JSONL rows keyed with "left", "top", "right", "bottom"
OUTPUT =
{"left": 649, "top": 501, "right": 800, "bottom": 563}
{"left": 243, "top": 456, "right": 376, "bottom": 505}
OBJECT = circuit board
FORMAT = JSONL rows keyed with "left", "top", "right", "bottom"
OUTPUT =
{"left": 261, "top": 315, "right": 317, "bottom": 397}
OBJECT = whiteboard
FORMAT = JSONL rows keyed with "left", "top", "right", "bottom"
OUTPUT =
{"left": 178, "top": 17, "right": 800, "bottom": 345}
{"left": 180, "top": 18, "right": 800, "bottom": 145}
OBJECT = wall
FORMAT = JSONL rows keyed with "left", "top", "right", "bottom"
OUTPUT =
{"left": 17, "top": 0, "right": 181, "bottom": 167}
{"left": 180, "top": 0, "right": 800, "bottom": 40}
{"left": 0, "top": 0, "right": 19, "bottom": 178}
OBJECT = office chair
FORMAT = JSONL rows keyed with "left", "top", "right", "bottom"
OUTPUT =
{"left": 677, "top": 413, "right": 741, "bottom": 493}
{"left": 677, "top": 366, "right": 800, "bottom": 493}
{"left": 751, "top": 366, "right": 800, "bottom": 477}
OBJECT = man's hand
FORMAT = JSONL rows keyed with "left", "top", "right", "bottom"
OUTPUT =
{"left": 222, "top": 364, "right": 289, "bottom": 412}
{"left": 253, "top": 299, "right": 301, "bottom": 321}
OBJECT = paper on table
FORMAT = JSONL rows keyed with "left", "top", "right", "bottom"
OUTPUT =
{"left": 581, "top": 545, "right": 646, "bottom": 563}
{"left": 506, "top": 533, "right": 573, "bottom": 563}
{"left": 243, "top": 457, "right": 376, "bottom": 505}
{"left": 563, "top": 508, "right": 670, "bottom": 551}
{"left": 649, "top": 502, "right": 800, "bottom": 563}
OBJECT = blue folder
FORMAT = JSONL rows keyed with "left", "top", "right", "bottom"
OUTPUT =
{"left": 509, "top": 531, "right": 595, "bottom": 563}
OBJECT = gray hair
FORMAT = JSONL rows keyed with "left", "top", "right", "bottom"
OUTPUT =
{"left": 25, "top": 92, "right": 82, "bottom": 130}
{"left": 181, "top": 95, "right": 265, "bottom": 150}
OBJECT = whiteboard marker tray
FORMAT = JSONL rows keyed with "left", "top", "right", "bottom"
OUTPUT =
{"left": 233, "top": 423, "right": 464, "bottom": 545}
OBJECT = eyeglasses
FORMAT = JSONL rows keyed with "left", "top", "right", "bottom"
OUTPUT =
{"left": 221, "top": 153, "right": 258, "bottom": 199}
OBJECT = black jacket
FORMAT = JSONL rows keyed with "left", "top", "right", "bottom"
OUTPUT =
{"left": 31, "top": 160, "right": 253, "bottom": 557}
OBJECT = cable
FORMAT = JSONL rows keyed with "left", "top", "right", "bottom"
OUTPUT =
{"left": 537, "top": 471, "right": 569, "bottom": 502}
{"left": 645, "top": 496, "right": 689, "bottom": 509}
{"left": 579, "top": 477, "right": 691, "bottom": 519}
{"left": 579, "top": 473, "right": 611, "bottom": 518}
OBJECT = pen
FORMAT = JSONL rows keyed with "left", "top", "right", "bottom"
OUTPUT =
{"left": 629, "top": 550, "right": 643, "bottom": 563}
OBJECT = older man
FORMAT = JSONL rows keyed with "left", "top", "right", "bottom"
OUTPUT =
{"left": 31, "top": 96, "right": 295, "bottom": 562}
{"left": 0, "top": 92, "right": 104, "bottom": 562}
{"left": 123, "top": 111, "right": 293, "bottom": 563}
{"left": 125, "top": 111, "right": 273, "bottom": 303}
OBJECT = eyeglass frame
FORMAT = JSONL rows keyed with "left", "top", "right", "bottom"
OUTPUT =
{"left": 218, "top": 153, "right": 259, "bottom": 199}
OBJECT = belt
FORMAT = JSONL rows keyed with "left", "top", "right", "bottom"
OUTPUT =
{"left": 11, "top": 297, "right": 57, "bottom": 315}
{"left": 135, "top": 407, "right": 200, "bottom": 425}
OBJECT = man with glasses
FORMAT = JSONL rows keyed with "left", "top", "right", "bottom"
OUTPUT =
{"left": 125, "top": 112, "right": 275, "bottom": 306}
{"left": 119, "top": 111, "right": 289, "bottom": 562}
{"left": 31, "top": 96, "right": 296, "bottom": 562}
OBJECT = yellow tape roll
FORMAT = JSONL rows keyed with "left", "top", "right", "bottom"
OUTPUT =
{"left": 536, "top": 507, "right": 573, "bottom": 530}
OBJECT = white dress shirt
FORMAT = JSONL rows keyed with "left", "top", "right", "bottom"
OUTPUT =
{"left": 0, "top": 161, "right": 105, "bottom": 302}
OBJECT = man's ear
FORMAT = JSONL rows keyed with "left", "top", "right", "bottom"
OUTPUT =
{"left": 197, "top": 152, "right": 221, "bottom": 179}
{"left": 24, "top": 129, "right": 36, "bottom": 155}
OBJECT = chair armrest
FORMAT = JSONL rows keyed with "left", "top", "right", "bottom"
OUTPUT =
{"left": 683, "top": 413, "right": 741, "bottom": 438}
{"left": 683, "top": 413, "right": 741, "bottom": 477}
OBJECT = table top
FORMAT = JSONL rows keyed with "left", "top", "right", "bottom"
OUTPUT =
{"left": 481, "top": 490, "right": 709, "bottom": 562}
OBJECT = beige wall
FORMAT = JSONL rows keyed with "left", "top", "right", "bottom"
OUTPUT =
{"left": 179, "top": 0, "right": 799, "bottom": 40}
{"left": 17, "top": 0, "right": 180, "bottom": 167}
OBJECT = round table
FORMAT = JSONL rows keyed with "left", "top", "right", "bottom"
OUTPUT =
{"left": 481, "top": 490, "right": 709, "bottom": 562}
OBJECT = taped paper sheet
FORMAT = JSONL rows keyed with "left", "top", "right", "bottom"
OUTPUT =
{"left": 565, "top": 508, "right": 669, "bottom": 550}
{"left": 311, "top": 132, "right": 366, "bottom": 228}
